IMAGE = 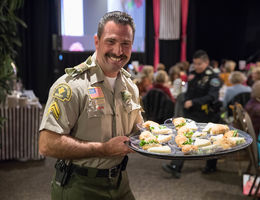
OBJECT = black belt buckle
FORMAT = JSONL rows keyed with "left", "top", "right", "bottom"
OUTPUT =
{"left": 108, "top": 166, "right": 119, "bottom": 179}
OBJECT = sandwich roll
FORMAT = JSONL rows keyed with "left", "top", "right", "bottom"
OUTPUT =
{"left": 210, "top": 134, "right": 223, "bottom": 142}
{"left": 142, "top": 120, "right": 160, "bottom": 130}
{"left": 147, "top": 145, "right": 171, "bottom": 153}
{"left": 181, "top": 145, "right": 198, "bottom": 154}
{"left": 210, "top": 124, "right": 230, "bottom": 135}
{"left": 157, "top": 134, "right": 172, "bottom": 143}
{"left": 202, "top": 122, "right": 215, "bottom": 132}
{"left": 194, "top": 138, "right": 211, "bottom": 147}
{"left": 151, "top": 126, "right": 172, "bottom": 135}
{"left": 224, "top": 130, "right": 239, "bottom": 138}
{"left": 172, "top": 117, "right": 186, "bottom": 129}
{"left": 142, "top": 143, "right": 162, "bottom": 150}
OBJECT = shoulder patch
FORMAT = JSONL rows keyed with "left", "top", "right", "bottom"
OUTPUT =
{"left": 65, "top": 55, "right": 96, "bottom": 77}
{"left": 210, "top": 78, "right": 221, "bottom": 87}
{"left": 52, "top": 83, "right": 72, "bottom": 101}
{"left": 48, "top": 101, "right": 60, "bottom": 120}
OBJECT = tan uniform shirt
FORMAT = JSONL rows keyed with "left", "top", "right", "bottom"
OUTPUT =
{"left": 40, "top": 53, "right": 143, "bottom": 169}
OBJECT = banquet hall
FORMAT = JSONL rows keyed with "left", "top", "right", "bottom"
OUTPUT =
{"left": 1, "top": 0, "right": 260, "bottom": 199}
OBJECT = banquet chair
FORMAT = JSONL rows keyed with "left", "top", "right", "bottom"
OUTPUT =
{"left": 232, "top": 103, "right": 260, "bottom": 198}
{"left": 142, "top": 88, "right": 175, "bottom": 124}
{"left": 227, "top": 92, "right": 251, "bottom": 117}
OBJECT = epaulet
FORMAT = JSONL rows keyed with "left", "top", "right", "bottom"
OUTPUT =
{"left": 121, "top": 68, "right": 131, "bottom": 78}
{"left": 65, "top": 56, "right": 95, "bottom": 78}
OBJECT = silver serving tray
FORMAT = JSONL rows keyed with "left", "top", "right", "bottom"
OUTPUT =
{"left": 126, "top": 123, "right": 253, "bottom": 160}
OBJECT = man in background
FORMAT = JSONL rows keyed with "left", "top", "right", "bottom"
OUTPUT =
{"left": 163, "top": 50, "right": 222, "bottom": 177}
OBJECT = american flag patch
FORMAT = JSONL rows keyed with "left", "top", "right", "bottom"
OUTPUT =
{"left": 88, "top": 87, "right": 104, "bottom": 99}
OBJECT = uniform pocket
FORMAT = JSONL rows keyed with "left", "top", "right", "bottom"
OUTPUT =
{"left": 87, "top": 98, "right": 113, "bottom": 118}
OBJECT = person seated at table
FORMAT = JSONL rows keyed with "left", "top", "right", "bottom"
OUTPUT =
{"left": 168, "top": 65, "right": 182, "bottom": 98}
{"left": 219, "top": 60, "right": 236, "bottom": 87}
{"left": 245, "top": 81, "right": 260, "bottom": 137}
{"left": 152, "top": 70, "right": 175, "bottom": 102}
{"left": 222, "top": 71, "right": 251, "bottom": 109}
{"left": 136, "top": 65, "right": 154, "bottom": 97}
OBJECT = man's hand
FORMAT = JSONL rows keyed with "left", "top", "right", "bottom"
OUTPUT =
{"left": 103, "top": 136, "right": 134, "bottom": 157}
{"left": 184, "top": 100, "right": 193, "bottom": 109}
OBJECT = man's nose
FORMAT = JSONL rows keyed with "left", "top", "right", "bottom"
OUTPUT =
{"left": 114, "top": 43, "right": 123, "bottom": 56}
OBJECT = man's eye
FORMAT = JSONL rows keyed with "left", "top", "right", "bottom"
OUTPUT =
{"left": 122, "top": 42, "right": 131, "bottom": 47}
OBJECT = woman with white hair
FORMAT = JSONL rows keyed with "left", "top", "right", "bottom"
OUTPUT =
{"left": 222, "top": 71, "right": 251, "bottom": 109}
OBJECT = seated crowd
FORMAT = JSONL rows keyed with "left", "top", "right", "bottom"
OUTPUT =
{"left": 129, "top": 50, "right": 260, "bottom": 177}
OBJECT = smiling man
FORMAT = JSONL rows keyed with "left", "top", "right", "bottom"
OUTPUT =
{"left": 39, "top": 11, "right": 143, "bottom": 200}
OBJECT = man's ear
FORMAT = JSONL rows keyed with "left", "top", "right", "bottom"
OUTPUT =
{"left": 94, "top": 34, "right": 99, "bottom": 49}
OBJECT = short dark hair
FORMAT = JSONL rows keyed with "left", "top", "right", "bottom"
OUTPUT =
{"left": 97, "top": 11, "right": 135, "bottom": 41}
{"left": 193, "top": 50, "right": 209, "bottom": 62}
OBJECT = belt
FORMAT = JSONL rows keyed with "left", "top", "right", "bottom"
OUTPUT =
{"left": 71, "top": 156, "right": 128, "bottom": 179}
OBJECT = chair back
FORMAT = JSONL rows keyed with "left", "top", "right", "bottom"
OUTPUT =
{"left": 142, "top": 88, "right": 174, "bottom": 124}
{"left": 232, "top": 103, "right": 259, "bottom": 173}
{"left": 227, "top": 92, "right": 251, "bottom": 116}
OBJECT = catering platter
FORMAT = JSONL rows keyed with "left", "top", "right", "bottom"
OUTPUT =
{"left": 126, "top": 121, "right": 253, "bottom": 160}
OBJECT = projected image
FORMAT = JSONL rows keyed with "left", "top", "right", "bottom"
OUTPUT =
{"left": 60, "top": 0, "right": 146, "bottom": 52}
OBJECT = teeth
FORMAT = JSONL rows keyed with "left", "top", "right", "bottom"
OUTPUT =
{"left": 110, "top": 56, "right": 121, "bottom": 62}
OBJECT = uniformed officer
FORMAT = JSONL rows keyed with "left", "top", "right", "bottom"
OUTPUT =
{"left": 183, "top": 49, "right": 222, "bottom": 122}
{"left": 39, "top": 11, "right": 143, "bottom": 200}
{"left": 163, "top": 50, "right": 222, "bottom": 177}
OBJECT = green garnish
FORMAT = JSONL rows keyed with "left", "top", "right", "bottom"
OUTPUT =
{"left": 150, "top": 126, "right": 155, "bottom": 131}
{"left": 182, "top": 138, "right": 194, "bottom": 145}
{"left": 175, "top": 122, "right": 186, "bottom": 127}
{"left": 139, "top": 139, "right": 158, "bottom": 146}
{"left": 233, "top": 130, "right": 238, "bottom": 137}
{"left": 184, "top": 131, "right": 194, "bottom": 137}
{"left": 159, "top": 125, "right": 166, "bottom": 129}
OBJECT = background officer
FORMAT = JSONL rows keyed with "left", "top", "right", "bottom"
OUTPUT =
{"left": 39, "top": 11, "right": 143, "bottom": 200}
{"left": 163, "top": 50, "right": 222, "bottom": 177}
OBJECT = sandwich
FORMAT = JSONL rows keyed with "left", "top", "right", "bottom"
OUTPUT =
{"left": 210, "top": 124, "right": 230, "bottom": 135}
{"left": 224, "top": 130, "right": 239, "bottom": 138}
{"left": 142, "top": 120, "right": 160, "bottom": 130}
{"left": 228, "top": 137, "right": 245, "bottom": 145}
{"left": 213, "top": 136, "right": 236, "bottom": 149}
{"left": 186, "top": 121, "right": 198, "bottom": 131}
{"left": 172, "top": 117, "right": 186, "bottom": 129}
{"left": 175, "top": 134, "right": 188, "bottom": 147}
{"left": 139, "top": 131, "right": 157, "bottom": 142}
{"left": 177, "top": 126, "right": 193, "bottom": 137}
{"left": 157, "top": 134, "right": 172, "bottom": 143}
{"left": 193, "top": 138, "right": 211, "bottom": 147}
{"left": 139, "top": 131, "right": 161, "bottom": 150}
{"left": 192, "top": 131, "right": 207, "bottom": 138}
{"left": 181, "top": 144, "right": 198, "bottom": 154}
{"left": 151, "top": 125, "right": 172, "bottom": 135}
{"left": 210, "top": 134, "right": 223, "bottom": 142}
{"left": 147, "top": 145, "right": 171, "bottom": 153}
{"left": 198, "top": 144, "right": 218, "bottom": 154}
{"left": 202, "top": 122, "right": 216, "bottom": 132}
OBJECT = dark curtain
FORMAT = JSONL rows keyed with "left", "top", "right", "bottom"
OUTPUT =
{"left": 159, "top": 40, "right": 180, "bottom": 72}
{"left": 16, "top": 0, "right": 58, "bottom": 103}
{"left": 186, "top": 0, "right": 257, "bottom": 63}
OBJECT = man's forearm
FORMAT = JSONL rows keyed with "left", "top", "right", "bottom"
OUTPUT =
{"left": 39, "top": 130, "right": 106, "bottom": 159}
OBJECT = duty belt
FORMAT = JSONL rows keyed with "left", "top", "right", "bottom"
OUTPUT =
{"left": 71, "top": 156, "right": 128, "bottom": 179}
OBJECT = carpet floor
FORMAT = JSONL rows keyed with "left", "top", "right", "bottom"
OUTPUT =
{"left": 0, "top": 153, "right": 253, "bottom": 200}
